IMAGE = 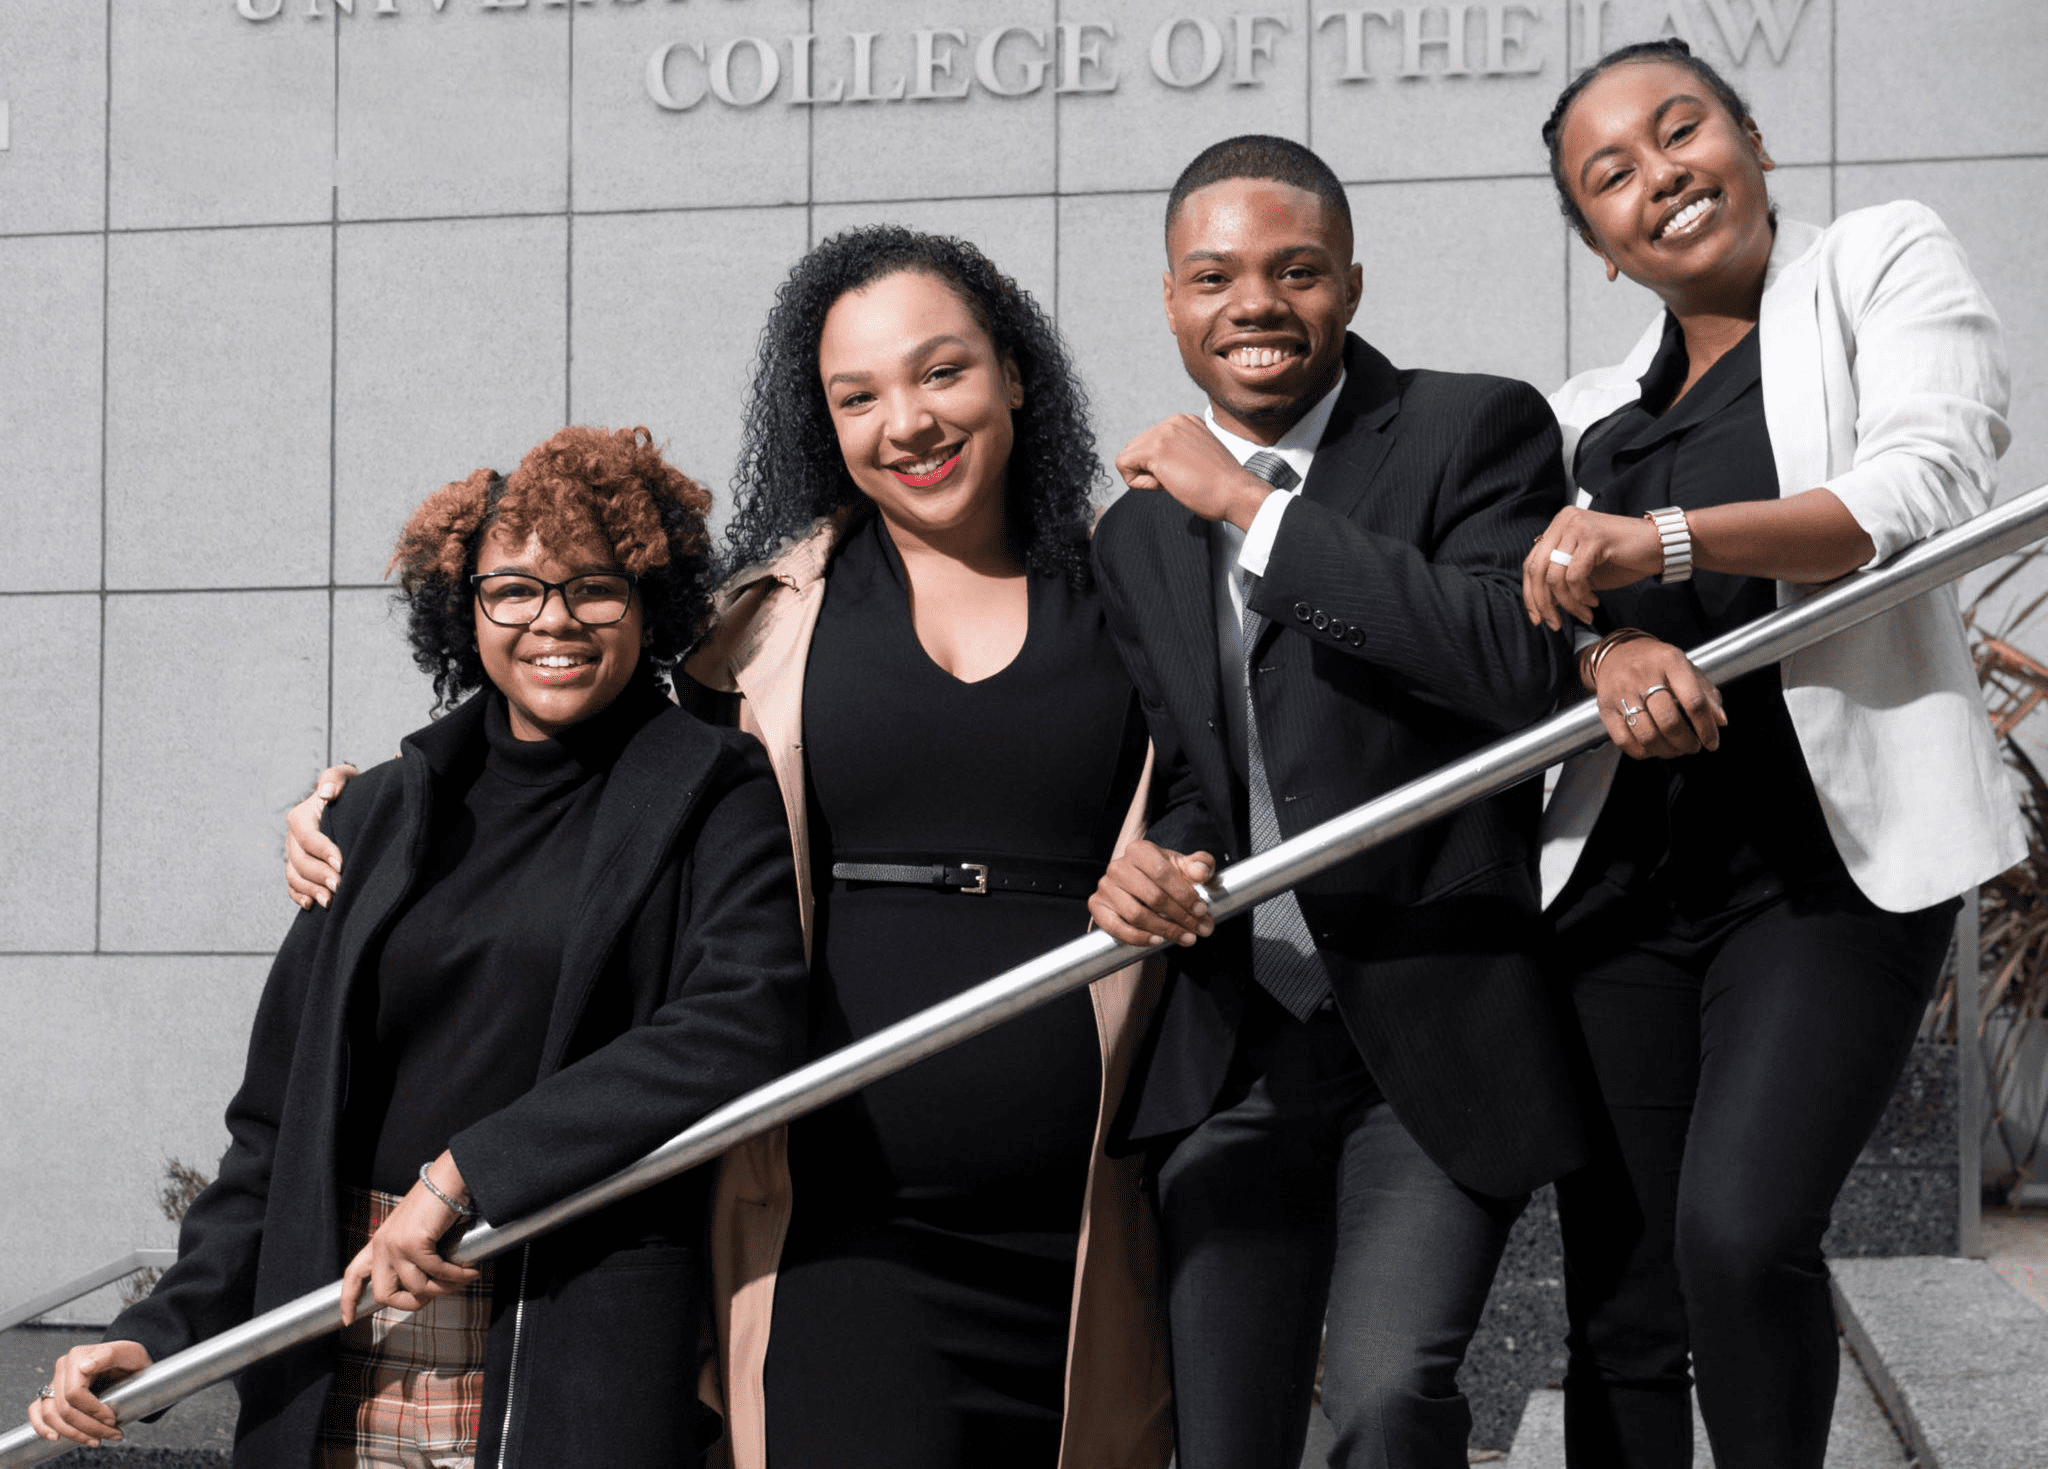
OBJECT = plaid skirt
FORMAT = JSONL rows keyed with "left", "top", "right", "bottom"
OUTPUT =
{"left": 317, "top": 1185, "right": 494, "bottom": 1469}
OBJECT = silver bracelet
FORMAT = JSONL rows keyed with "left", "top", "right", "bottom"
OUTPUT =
{"left": 418, "top": 1161, "right": 475, "bottom": 1218}
{"left": 1644, "top": 506, "right": 1694, "bottom": 584}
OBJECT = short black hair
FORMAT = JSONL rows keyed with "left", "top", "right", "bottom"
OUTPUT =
{"left": 722, "top": 225, "right": 1103, "bottom": 589}
{"left": 1541, "top": 38, "right": 1754, "bottom": 234}
{"left": 1164, "top": 135, "right": 1353, "bottom": 253}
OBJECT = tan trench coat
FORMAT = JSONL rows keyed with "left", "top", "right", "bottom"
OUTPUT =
{"left": 683, "top": 514, "right": 1173, "bottom": 1469}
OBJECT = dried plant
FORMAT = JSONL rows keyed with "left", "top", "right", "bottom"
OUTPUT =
{"left": 118, "top": 1157, "right": 213, "bottom": 1308}
{"left": 1923, "top": 550, "right": 2048, "bottom": 1201}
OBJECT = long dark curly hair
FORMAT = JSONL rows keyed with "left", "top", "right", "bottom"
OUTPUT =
{"left": 722, "top": 226, "right": 1104, "bottom": 586}
{"left": 389, "top": 425, "right": 717, "bottom": 711}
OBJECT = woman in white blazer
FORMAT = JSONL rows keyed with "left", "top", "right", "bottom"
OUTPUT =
{"left": 1518, "top": 39, "right": 2024, "bottom": 1469}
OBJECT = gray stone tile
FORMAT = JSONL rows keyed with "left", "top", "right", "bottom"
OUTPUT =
{"left": 809, "top": 195, "right": 1058, "bottom": 323}
{"left": 1837, "top": 159, "right": 2048, "bottom": 508}
{"left": 0, "top": 1, "right": 106, "bottom": 234}
{"left": 1350, "top": 175, "right": 1566, "bottom": 391}
{"left": 1054, "top": 191, "right": 1189, "bottom": 490}
{"left": 1055, "top": 0, "right": 1307, "bottom": 197}
{"left": 1839, "top": 0, "right": 2048, "bottom": 163}
{"left": 108, "top": 1, "right": 333, "bottom": 230}
{"left": 104, "top": 226, "right": 331, "bottom": 591}
{"left": 1565, "top": 163, "right": 1829, "bottom": 382}
{"left": 1309, "top": 4, "right": 1559, "bottom": 184}
{"left": 808, "top": 0, "right": 1056, "bottom": 202}
{"left": 0, "top": 596, "right": 99, "bottom": 952}
{"left": 571, "top": 0, "right": 810, "bottom": 212}
{"left": 1586, "top": 0, "right": 1833, "bottom": 166}
{"left": 330, "top": 585, "right": 436, "bottom": 774}
{"left": 0, "top": 954, "right": 270, "bottom": 1321}
{"left": 1859, "top": 1040, "right": 1959, "bottom": 1169}
{"left": 1825, "top": 1166, "right": 1958, "bottom": 1259}
{"left": 1832, "top": 1256, "right": 2048, "bottom": 1469}
{"left": 568, "top": 205, "right": 810, "bottom": 539}
{"left": 337, "top": 2, "right": 567, "bottom": 221}
{"left": 0, "top": 234, "right": 103, "bottom": 592}
{"left": 333, "top": 216, "right": 567, "bottom": 585}
{"left": 98, "top": 591, "right": 328, "bottom": 953}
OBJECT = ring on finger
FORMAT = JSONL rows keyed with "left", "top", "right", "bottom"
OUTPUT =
{"left": 1617, "top": 699, "right": 1643, "bottom": 728}
{"left": 1548, "top": 548, "right": 1574, "bottom": 567}
{"left": 1641, "top": 683, "right": 1673, "bottom": 702}
{"left": 37, "top": 1386, "right": 54, "bottom": 1401}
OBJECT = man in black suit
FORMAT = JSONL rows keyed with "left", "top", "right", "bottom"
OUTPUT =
{"left": 1087, "top": 136, "right": 1586, "bottom": 1468}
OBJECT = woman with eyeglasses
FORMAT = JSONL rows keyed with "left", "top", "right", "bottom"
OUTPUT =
{"left": 30, "top": 426, "right": 808, "bottom": 1469}
{"left": 1520, "top": 39, "right": 2023, "bottom": 1469}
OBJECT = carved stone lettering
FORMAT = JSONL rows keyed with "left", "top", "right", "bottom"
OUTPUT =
{"left": 1150, "top": 16, "right": 1225, "bottom": 89}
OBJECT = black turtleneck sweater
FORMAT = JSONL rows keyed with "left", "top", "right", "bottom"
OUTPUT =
{"left": 339, "top": 686, "right": 647, "bottom": 1196}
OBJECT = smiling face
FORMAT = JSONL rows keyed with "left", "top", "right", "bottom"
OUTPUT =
{"left": 1162, "top": 178, "right": 1363, "bottom": 445}
{"left": 816, "top": 268, "right": 1024, "bottom": 549}
{"left": 473, "top": 522, "right": 643, "bottom": 741}
{"left": 1558, "top": 59, "right": 1777, "bottom": 308}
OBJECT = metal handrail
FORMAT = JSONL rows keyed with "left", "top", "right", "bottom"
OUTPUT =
{"left": 0, "top": 1252, "right": 178, "bottom": 1335}
{"left": 6, "top": 481, "right": 2047, "bottom": 1466}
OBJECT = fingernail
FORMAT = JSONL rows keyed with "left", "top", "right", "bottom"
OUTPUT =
{"left": 1199, "top": 922, "right": 1214, "bottom": 936}
{"left": 1179, "top": 933, "right": 1197, "bottom": 946}
{"left": 1147, "top": 934, "right": 1165, "bottom": 947}
{"left": 1192, "top": 902, "right": 1209, "bottom": 918}
{"left": 326, "top": 875, "right": 340, "bottom": 892}
{"left": 315, "top": 892, "right": 330, "bottom": 909}
{"left": 317, "top": 783, "right": 336, "bottom": 799}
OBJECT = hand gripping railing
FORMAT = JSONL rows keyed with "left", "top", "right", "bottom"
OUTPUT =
{"left": 7, "top": 482, "right": 2048, "bottom": 1465}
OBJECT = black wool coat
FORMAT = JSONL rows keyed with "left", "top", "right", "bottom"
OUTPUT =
{"left": 107, "top": 680, "right": 809, "bottom": 1468}
{"left": 1093, "top": 333, "right": 1589, "bottom": 1198}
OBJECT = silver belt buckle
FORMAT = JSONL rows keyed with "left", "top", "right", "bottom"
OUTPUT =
{"left": 958, "top": 862, "right": 989, "bottom": 895}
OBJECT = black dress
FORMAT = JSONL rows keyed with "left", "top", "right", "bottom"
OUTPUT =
{"left": 763, "top": 513, "right": 1145, "bottom": 1469}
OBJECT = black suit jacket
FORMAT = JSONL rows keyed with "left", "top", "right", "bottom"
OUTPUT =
{"left": 108, "top": 682, "right": 808, "bottom": 1468}
{"left": 1093, "top": 334, "right": 1586, "bottom": 1198}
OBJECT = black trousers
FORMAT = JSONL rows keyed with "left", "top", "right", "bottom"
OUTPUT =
{"left": 1551, "top": 874, "right": 1957, "bottom": 1469}
{"left": 1155, "top": 992, "right": 1525, "bottom": 1469}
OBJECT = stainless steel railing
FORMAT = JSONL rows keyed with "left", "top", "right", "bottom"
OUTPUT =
{"left": 6, "top": 481, "right": 2047, "bottom": 1466}
{"left": 0, "top": 1253, "right": 178, "bottom": 1335}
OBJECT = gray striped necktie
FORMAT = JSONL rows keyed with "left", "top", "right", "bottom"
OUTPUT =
{"left": 1238, "top": 450, "right": 1331, "bottom": 1020}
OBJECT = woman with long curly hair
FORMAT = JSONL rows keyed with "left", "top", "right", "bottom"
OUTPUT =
{"left": 684, "top": 226, "right": 1170, "bottom": 1469}
{"left": 40, "top": 427, "right": 808, "bottom": 1468}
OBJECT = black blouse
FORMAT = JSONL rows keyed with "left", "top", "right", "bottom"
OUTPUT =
{"left": 339, "top": 686, "right": 647, "bottom": 1195}
{"left": 1572, "top": 313, "right": 1844, "bottom": 920}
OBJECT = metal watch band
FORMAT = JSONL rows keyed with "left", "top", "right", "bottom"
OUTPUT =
{"left": 1645, "top": 505, "right": 1694, "bottom": 584}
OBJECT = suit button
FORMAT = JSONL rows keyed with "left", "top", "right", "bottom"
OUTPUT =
{"left": 1312, "top": 610, "right": 1328, "bottom": 630}
{"left": 1294, "top": 602, "right": 1312, "bottom": 622}
{"left": 1349, "top": 627, "right": 1364, "bottom": 647}
{"left": 1328, "top": 618, "right": 1346, "bottom": 639}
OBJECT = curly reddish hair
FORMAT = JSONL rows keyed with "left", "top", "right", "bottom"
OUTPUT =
{"left": 389, "top": 425, "right": 716, "bottom": 709}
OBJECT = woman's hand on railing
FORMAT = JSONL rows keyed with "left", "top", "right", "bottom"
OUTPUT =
{"left": 26, "top": 1340, "right": 151, "bottom": 1447}
{"left": 1089, "top": 841, "right": 1217, "bottom": 948}
{"left": 1589, "top": 636, "right": 1726, "bottom": 759}
{"left": 286, "top": 765, "right": 359, "bottom": 910}
{"left": 338, "top": 1153, "right": 483, "bottom": 1326}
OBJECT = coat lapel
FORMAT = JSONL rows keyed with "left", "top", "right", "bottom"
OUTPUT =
{"left": 1300, "top": 335, "right": 1403, "bottom": 522}
{"left": 539, "top": 697, "right": 716, "bottom": 1076}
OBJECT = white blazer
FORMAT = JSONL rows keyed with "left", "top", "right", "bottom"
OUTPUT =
{"left": 1541, "top": 202, "right": 2026, "bottom": 914}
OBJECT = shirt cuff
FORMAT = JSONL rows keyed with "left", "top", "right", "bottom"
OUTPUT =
{"left": 1235, "top": 489, "right": 1298, "bottom": 576}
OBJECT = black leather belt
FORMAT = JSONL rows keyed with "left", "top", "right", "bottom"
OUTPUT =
{"left": 829, "top": 854, "right": 1103, "bottom": 897}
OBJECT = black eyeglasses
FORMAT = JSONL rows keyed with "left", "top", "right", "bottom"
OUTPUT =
{"left": 469, "top": 572, "right": 640, "bottom": 627}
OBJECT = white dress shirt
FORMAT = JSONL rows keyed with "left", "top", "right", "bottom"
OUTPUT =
{"left": 1201, "top": 374, "right": 1345, "bottom": 774}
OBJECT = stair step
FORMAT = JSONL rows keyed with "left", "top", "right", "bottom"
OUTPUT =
{"left": 1832, "top": 1256, "right": 2048, "bottom": 1469}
